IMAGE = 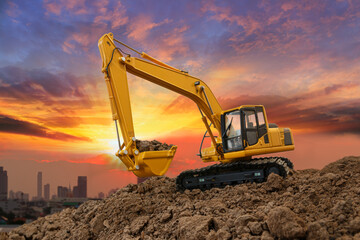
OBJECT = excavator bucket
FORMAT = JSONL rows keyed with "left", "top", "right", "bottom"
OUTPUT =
{"left": 120, "top": 146, "right": 178, "bottom": 178}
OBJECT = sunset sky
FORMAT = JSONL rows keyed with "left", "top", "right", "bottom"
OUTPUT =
{"left": 0, "top": 0, "right": 359, "bottom": 198}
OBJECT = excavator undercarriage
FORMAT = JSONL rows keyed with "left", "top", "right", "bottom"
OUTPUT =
{"left": 176, "top": 157, "right": 293, "bottom": 190}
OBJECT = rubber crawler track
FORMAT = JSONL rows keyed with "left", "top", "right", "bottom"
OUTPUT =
{"left": 176, "top": 157, "right": 294, "bottom": 191}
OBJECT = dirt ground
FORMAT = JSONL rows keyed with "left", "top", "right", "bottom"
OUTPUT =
{"left": 6, "top": 156, "right": 360, "bottom": 240}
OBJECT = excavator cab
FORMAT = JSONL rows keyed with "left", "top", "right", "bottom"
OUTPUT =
{"left": 217, "top": 105, "right": 294, "bottom": 161}
{"left": 221, "top": 106, "right": 269, "bottom": 152}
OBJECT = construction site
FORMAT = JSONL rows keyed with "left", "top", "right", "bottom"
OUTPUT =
{"left": 3, "top": 30, "right": 359, "bottom": 240}
{"left": 4, "top": 156, "right": 360, "bottom": 239}
{"left": 1, "top": 0, "right": 360, "bottom": 239}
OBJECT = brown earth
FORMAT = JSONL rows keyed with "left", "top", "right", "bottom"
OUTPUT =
{"left": 135, "top": 140, "right": 173, "bottom": 152}
{"left": 6, "top": 156, "right": 360, "bottom": 240}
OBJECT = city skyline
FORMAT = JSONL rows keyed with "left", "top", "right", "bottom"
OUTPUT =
{"left": 0, "top": 157, "right": 124, "bottom": 198}
{"left": 1, "top": 167, "right": 97, "bottom": 199}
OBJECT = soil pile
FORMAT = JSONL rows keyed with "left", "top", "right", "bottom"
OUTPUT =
{"left": 7, "top": 156, "right": 360, "bottom": 240}
{"left": 135, "top": 140, "right": 173, "bottom": 152}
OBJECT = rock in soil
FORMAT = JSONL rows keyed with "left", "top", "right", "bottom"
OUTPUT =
{"left": 135, "top": 139, "right": 173, "bottom": 152}
{"left": 7, "top": 156, "right": 360, "bottom": 239}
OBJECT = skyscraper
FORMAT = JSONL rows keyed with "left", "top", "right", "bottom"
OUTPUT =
{"left": 37, "top": 172, "right": 42, "bottom": 199}
{"left": 44, "top": 184, "right": 50, "bottom": 201}
{"left": 0, "top": 167, "right": 8, "bottom": 201}
{"left": 78, "top": 176, "right": 87, "bottom": 198}
{"left": 73, "top": 186, "right": 79, "bottom": 198}
{"left": 57, "top": 186, "right": 68, "bottom": 198}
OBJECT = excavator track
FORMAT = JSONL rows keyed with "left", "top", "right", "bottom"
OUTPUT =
{"left": 176, "top": 157, "right": 294, "bottom": 191}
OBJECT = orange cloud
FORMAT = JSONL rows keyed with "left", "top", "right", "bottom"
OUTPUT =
{"left": 0, "top": 114, "right": 91, "bottom": 142}
{"left": 94, "top": 1, "right": 128, "bottom": 29}
{"left": 161, "top": 85, "right": 360, "bottom": 136}
{"left": 6, "top": 1, "right": 21, "bottom": 18}
{"left": 163, "top": 96, "right": 194, "bottom": 114}
{"left": 149, "top": 25, "right": 190, "bottom": 62}
{"left": 30, "top": 116, "right": 111, "bottom": 128}
{"left": 127, "top": 15, "right": 171, "bottom": 42}
{"left": 201, "top": 0, "right": 261, "bottom": 36}
{"left": 119, "top": 14, "right": 189, "bottom": 62}
{"left": 62, "top": 32, "right": 92, "bottom": 54}
{"left": 43, "top": 1, "right": 61, "bottom": 15}
{"left": 44, "top": 0, "right": 88, "bottom": 16}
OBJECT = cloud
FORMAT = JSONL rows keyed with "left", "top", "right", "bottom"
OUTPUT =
{"left": 127, "top": 15, "right": 171, "bottom": 42}
{"left": 29, "top": 116, "right": 111, "bottom": 128}
{"left": 43, "top": 0, "right": 88, "bottom": 16}
{"left": 162, "top": 87, "right": 360, "bottom": 135}
{"left": 0, "top": 66, "right": 91, "bottom": 106}
{"left": 116, "top": 13, "right": 190, "bottom": 62}
{"left": 6, "top": 1, "right": 21, "bottom": 18}
{"left": 200, "top": 0, "right": 360, "bottom": 63}
{"left": 93, "top": 1, "right": 128, "bottom": 29}
{"left": 0, "top": 114, "right": 90, "bottom": 141}
{"left": 162, "top": 96, "right": 194, "bottom": 114}
{"left": 142, "top": 25, "right": 190, "bottom": 62}
{"left": 220, "top": 94, "right": 360, "bottom": 135}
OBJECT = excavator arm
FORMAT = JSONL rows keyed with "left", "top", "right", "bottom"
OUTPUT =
{"left": 98, "top": 33, "right": 224, "bottom": 177}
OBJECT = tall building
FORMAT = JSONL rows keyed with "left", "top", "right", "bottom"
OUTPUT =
{"left": 9, "top": 190, "right": 14, "bottom": 200}
{"left": 44, "top": 184, "right": 50, "bottom": 201}
{"left": 57, "top": 186, "right": 69, "bottom": 198}
{"left": 37, "top": 172, "right": 42, "bottom": 199}
{"left": 13, "top": 191, "right": 29, "bottom": 202}
{"left": 78, "top": 176, "right": 87, "bottom": 198}
{"left": 73, "top": 186, "right": 79, "bottom": 198}
{"left": 0, "top": 167, "right": 8, "bottom": 201}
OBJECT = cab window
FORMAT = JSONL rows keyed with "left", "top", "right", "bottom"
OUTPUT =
{"left": 257, "top": 111, "right": 265, "bottom": 126}
{"left": 225, "top": 111, "right": 241, "bottom": 137}
{"left": 244, "top": 110, "right": 258, "bottom": 145}
{"left": 245, "top": 110, "right": 257, "bottom": 129}
{"left": 223, "top": 111, "right": 243, "bottom": 151}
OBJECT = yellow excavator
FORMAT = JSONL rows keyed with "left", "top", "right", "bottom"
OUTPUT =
{"left": 98, "top": 33, "right": 295, "bottom": 190}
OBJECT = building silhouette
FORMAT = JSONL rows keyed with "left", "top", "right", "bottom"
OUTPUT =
{"left": 37, "top": 172, "right": 42, "bottom": 199}
{"left": 78, "top": 176, "right": 87, "bottom": 198}
{"left": 44, "top": 184, "right": 50, "bottom": 201}
{"left": 73, "top": 186, "right": 79, "bottom": 198}
{"left": 57, "top": 186, "right": 69, "bottom": 198}
{"left": 9, "top": 190, "right": 14, "bottom": 200}
{"left": 0, "top": 167, "right": 8, "bottom": 201}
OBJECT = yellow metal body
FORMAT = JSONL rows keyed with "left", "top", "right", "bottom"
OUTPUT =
{"left": 98, "top": 33, "right": 294, "bottom": 177}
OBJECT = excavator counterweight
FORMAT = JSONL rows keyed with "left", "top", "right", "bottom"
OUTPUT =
{"left": 98, "top": 33, "right": 295, "bottom": 189}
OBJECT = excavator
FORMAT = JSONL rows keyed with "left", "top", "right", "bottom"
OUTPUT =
{"left": 98, "top": 33, "right": 295, "bottom": 190}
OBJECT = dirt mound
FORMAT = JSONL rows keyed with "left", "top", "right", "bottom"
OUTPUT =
{"left": 7, "top": 156, "right": 360, "bottom": 240}
{"left": 135, "top": 140, "right": 173, "bottom": 152}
